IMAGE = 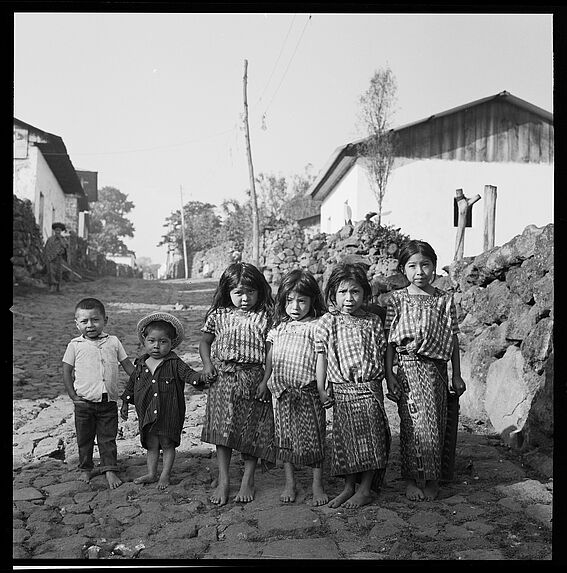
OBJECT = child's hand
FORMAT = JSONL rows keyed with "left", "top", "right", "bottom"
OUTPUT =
{"left": 451, "top": 374, "right": 466, "bottom": 397}
{"left": 202, "top": 364, "right": 217, "bottom": 384}
{"left": 318, "top": 389, "right": 335, "bottom": 409}
{"left": 255, "top": 381, "right": 271, "bottom": 404}
{"left": 120, "top": 402, "right": 129, "bottom": 421}
{"left": 386, "top": 372, "right": 401, "bottom": 402}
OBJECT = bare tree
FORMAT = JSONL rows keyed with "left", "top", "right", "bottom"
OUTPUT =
{"left": 356, "top": 67, "right": 398, "bottom": 225}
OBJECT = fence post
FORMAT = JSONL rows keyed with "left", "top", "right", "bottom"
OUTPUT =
{"left": 483, "top": 185, "right": 497, "bottom": 251}
{"left": 454, "top": 188, "right": 481, "bottom": 260}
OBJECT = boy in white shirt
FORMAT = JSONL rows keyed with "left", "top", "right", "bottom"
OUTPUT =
{"left": 62, "top": 298, "right": 134, "bottom": 488}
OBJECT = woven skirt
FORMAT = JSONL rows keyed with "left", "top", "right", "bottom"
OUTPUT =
{"left": 330, "top": 381, "right": 391, "bottom": 493}
{"left": 396, "top": 353, "right": 457, "bottom": 482}
{"left": 273, "top": 381, "right": 326, "bottom": 467}
{"left": 200, "top": 362, "right": 276, "bottom": 463}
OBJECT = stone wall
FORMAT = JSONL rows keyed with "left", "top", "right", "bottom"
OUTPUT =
{"left": 12, "top": 196, "right": 46, "bottom": 287}
{"left": 445, "top": 223, "right": 553, "bottom": 450}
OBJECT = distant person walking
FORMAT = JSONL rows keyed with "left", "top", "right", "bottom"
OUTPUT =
{"left": 384, "top": 240, "right": 466, "bottom": 502}
{"left": 199, "top": 262, "right": 275, "bottom": 506}
{"left": 258, "top": 269, "right": 329, "bottom": 506}
{"left": 44, "top": 222, "right": 68, "bottom": 293}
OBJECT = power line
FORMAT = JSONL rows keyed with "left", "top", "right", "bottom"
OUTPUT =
{"left": 262, "top": 14, "right": 312, "bottom": 117}
{"left": 254, "top": 14, "right": 297, "bottom": 108}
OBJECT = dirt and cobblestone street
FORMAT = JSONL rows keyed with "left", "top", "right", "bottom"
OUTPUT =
{"left": 12, "top": 277, "right": 555, "bottom": 562}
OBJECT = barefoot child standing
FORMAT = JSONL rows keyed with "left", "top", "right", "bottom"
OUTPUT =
{"left": 120, "top": 312, "right": 203, "bottom": 489}
{"left": 63, "top": 298, "right": 135, "bottom": 489}
{"left": 315, "top": 263, "right": 391, "bottom": 509}
{"left": 384, "top": 240, "right": 466, "bottom": 501}
{"left": 258, "top": 269, "right": 329, "bottom": 506}
{"left": 199, "top": 262, "right": 276, "bottom": 506}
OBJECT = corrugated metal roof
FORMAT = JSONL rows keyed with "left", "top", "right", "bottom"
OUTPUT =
{"left": 307, "top": 91, "right": 553, "bottom": 201}
{"left": 14, "top": 118, "right": 88, "bottom": 205}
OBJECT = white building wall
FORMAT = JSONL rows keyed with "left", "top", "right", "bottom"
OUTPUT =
{"left": 13, "top": 146, "right": 67, "bottom": 241}
{"left": 322, "top": 159, "right": 554, "bottom": 271}
{"left": 320, "top": 167, "right": 361, "bottom": 233}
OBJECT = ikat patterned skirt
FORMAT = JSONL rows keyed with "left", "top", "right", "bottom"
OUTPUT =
{"left": 272, "top": 381, "right": 326, "bottom": 467}
{"left": 330, "top": 381, "right": 391, "bottom": 493}
{"left": 200, "top": 361, "right": 276, "bottom": 463}
{"left": 396, "top": 353, "right": 454, "bottom": 482}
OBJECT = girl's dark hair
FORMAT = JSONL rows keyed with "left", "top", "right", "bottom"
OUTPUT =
{"left": 273, "top": 268, "right": 327, "bottom": 326}
{"left": 142, "top": 320, "right": 176, "bottom": 340}
{"left": 75, "top": 297, "right": 106, "bottom": 316}
{"left": 324, "top": 263, "right": 372, "bottom": 306}
{"left": 397, "top": 240, "right": 438, "bottom": 273}
{"left": 206, "top": 262, "right": 274, "bottom": 318}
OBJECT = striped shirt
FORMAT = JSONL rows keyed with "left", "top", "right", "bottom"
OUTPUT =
{"left": 266, "top": 317, "right": 321, "bottom": 399}
{"left": 62, "top": 333, "right": 128, "bottom": 402}
{"left": 314, "top": 310, "right": 386, "bottom": 385}
{"left": 201, "top": 307, "right": 270, "bottom": 364}
{"left": 385, "top": 287, "right": 459, "bottom": 361}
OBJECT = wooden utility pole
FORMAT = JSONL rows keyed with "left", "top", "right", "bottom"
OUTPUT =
{"left": 179, "top": 185, "right": 189, "bottom": 279}
{"left": 483, "top": 185, "right": 497, "bottom": 251}
{"left": 243, "top": 59, "right": 260, "bottom": 267}
{"left": 454, "top": 188, "right": 481, "bottom": 260}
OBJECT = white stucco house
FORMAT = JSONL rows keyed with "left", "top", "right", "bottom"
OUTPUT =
{"left": 13, "top": 118, "right": 91, "bottom": 241}
{"left": 307, "top": 91, "right": 554, "bottom": 270}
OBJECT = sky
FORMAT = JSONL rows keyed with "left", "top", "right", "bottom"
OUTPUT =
{"left": 13, "top": 11, "right": 554, "bottom": 267}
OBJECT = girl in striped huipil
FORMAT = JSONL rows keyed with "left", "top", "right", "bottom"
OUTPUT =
{"left": 199, "top": 262, "right": 275, "bottom": 506}
{"left": 385, "top": 240, "right": 466, "bottom": 502}
{"left": 257, "top": 269, "right": 328, "bottom": 506}
{"left": 315, "top": 263, "right": 391, "bottom": 509}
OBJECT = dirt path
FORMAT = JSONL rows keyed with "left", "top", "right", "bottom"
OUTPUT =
{"left": 12, "top": 277, "right": 554, "bottom": 561}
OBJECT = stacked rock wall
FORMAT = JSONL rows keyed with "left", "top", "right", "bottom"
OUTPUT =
{"left": 447, "top": 224, "right": 553, "bottom": 450}
{"left": 12, "top": 196, "right": 46, "bottom": 287}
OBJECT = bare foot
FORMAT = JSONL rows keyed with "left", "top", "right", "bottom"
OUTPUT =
{"left": 156, "top": 476, "right": 170, "bottom": 490}
{"left": 341, "top": 490, "right": 374, "bottom": 508}
{"left": 134, "top": 474, "right": 158, "bottom": 485}
{"left": 106, "top": 471, "right": 122, "bottom": 489}
{"left": 311, "top": 485, "right": 329, "bottom": 507}
{"left": 280, "top": 484, "right": 297, "bottom": 503}
{"left": 234, "top": 483, "right": 255, "bottom": 503}
{"left": 405, "top": 480, "right": 425, "bottom": 501}
{"left": 210, "top": 481, "right": 230, "bottom": 506}
{"left": 328, "top": 485, "right": 355, "bottom": 508}
{"left": 78, "top": 471, "right": 92, "bottom": 483}
{"left": 423, "top": 480, "right": 439, "bottom": 500}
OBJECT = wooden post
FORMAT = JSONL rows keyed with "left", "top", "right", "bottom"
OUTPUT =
{"left": 483, "top": 185, "right": 497, "bottom": 251}
{"left": 454, "top": 188, "right": 481, "bottom": 260}
{"left": 243, "top": 59, "right": 260, "bottom": 267}
{"left": 179, "top": 185, "right": 189, "bottom": 279}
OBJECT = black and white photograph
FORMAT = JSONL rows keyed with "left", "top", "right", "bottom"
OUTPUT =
{"left": 12, "top": 8, "right": 556, "bottom": 564}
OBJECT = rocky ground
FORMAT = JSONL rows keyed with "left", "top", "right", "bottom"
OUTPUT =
{"left": 12, "top": 277, "right": 555, "bottom": 562}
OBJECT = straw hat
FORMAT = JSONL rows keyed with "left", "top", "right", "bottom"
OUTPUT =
{"left": 137, "top": 312, "right": 184, "bottom": 349}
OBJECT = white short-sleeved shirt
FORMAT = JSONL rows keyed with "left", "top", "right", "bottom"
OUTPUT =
{"left": 62, "top": 333, "right": 128, "bottom": 402}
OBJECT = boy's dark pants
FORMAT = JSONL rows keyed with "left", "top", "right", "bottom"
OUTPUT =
{"left": 74, "top": 399, "right": 119, "bottom": 473}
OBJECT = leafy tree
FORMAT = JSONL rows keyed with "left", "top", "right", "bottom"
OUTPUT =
{"left": 356, "top": 67, "right": 398, "bottom": 224}
{"left": 158, "top": 201, "right": 221, "bottom": 254}
{"left": 89, "top": 186, "right": 135, "bottom": 255}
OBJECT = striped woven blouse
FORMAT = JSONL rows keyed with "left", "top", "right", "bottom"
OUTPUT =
{"left": 314, "top": 310, "right": 386, "bottom": 385}
{"left": 384, "top": 287, "right": 459, "bottom": 361}
{"left": 201, "top": 307, "right": 270, "bottom": 364}
{"left": 266, "top": 317, "right": 321, "bottom": 399}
